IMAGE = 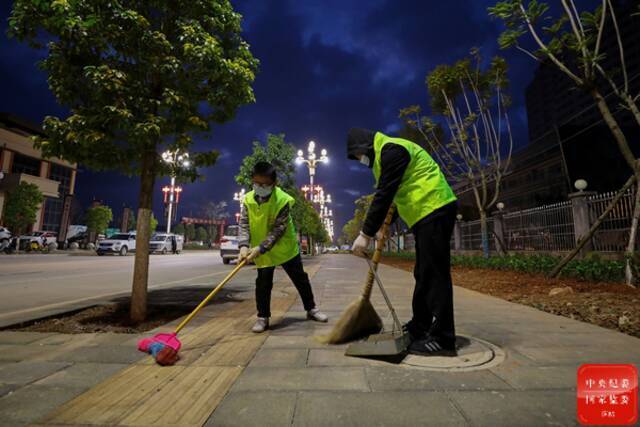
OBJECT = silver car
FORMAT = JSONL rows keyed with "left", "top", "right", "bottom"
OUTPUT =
{"left": 150, "top": 233, "right": 183, "bottom": 254}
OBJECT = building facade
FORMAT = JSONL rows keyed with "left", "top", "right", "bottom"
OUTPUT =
{"left": 0, "top": 113, "right": 77, "bottom": 234}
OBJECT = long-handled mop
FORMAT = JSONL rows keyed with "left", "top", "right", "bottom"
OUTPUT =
{"left": 317, "top": 206, "right": 395, "bottom": 344}
{"left": 137, "top": 259, "right": 247, "bottom": 366}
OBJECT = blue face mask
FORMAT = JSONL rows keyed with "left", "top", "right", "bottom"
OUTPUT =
{"left": 359, "top": 155, "right": 371, "bottom": 167}
{"left": 253, "top": 184, "right": 274, "bottom": 197}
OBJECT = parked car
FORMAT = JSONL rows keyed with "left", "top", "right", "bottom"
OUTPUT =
{"left": 67, "top": 231, "right": 88, "bottom": 248}
{"left": 0, "top": 227, "right": 11, "bottom": 252}
{"left": 220, "top": 225, "right": 240, "bottom": 264}
{"left": 19, "top": 231, "right": 58, "bottom": 251}
{"left": 150, "top": 233, "right": 184, "bottom": 254}
{"left": 96, "top": 232, "right": 136, "bottom": 256}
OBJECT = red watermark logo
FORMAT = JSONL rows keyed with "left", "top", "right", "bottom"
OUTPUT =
{"left": 577, "top": 364, "right": 638, "bottom": 425}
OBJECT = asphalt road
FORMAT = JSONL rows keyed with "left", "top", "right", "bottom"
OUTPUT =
{"left": 0, "top": 250, "right": 249, "bottom": 327}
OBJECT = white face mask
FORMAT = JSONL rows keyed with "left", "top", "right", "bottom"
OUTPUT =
{"left": 253, "top": 184, "right": 274, "bottom": 197}
{"left": 359, "top": 155, "right": 371, "bottom": 167}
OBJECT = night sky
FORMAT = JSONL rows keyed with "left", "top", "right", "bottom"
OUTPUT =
{"left": 1, "top": 0, "right": 550, "bottom": 234}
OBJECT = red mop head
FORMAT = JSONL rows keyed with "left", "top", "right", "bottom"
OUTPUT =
{"left": 155, "top": 346, "right": 180, "bottom": 366}
{"left": 138, "top": 333, "right": 182, "bottom": 352}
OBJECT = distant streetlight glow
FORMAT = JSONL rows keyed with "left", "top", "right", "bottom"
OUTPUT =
{"left": 162, "top": 149, "right": 191, "bottom": 233}
{"left": 295, "top": 140, "right": 328, "bottom": 200}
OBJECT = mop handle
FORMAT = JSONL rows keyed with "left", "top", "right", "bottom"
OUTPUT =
{"left": 174, "top": 259, "right": 247, "bottom": 334}
{"left": 362, "top": 205, "right": 395, "bottom": 299}
{"left": 365, "top": 257, "right": 403, "bottom": 333}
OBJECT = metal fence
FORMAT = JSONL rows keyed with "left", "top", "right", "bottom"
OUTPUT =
{"left": 588, "top": 186, "right": 637, "bottom": 252}
{"left": 385, "top": 187, "right": 637, "bottom": 255}
{"left": 502, "top": 201, "right": 575, "bottom": 252}
{"left": 459, "top": 218, "right": 495, "bottom": 251}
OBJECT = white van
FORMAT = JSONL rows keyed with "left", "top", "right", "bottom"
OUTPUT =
{"left": 220, "top": 225, "right": 240, "bottom": 264}
{"left": 150, "top": 233, "right": 183, "bottom": 254}
{"left": 97, "top": 232, "right": 136, "bottom": 256}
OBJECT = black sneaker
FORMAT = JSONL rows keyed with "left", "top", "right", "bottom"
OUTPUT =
{"left": 409, "top": 336, "right": 457, "bottom": 357}
{"left": 402, "top": 321, "right": 427, "bottom": 342}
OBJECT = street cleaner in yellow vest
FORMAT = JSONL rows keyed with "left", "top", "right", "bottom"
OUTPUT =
{"left": 238, "top": 161, "right": 328, "bottom": 333}
{"left": 347, "top": 128, "right": 458, "bottom": 356}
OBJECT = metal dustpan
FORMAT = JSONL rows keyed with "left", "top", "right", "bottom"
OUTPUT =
{"left": 345, "top": 257, "right": 411, "bottom": 357}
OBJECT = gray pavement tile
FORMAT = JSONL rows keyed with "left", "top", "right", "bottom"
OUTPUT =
{"left": 48, "top": 345, "right": 144, "bottom": 364}
{"left": 307, "top": 349, "right": 392, "bottom": 367}
{"left": 366, "top": 366, "right": 513, "bottom": 392}
{"left": 449, "top": 390, "right": 577, "bottom": 427}
{"left": 0, "top": 361, "right": 70, "bottom": 385}
{"left": 31, "top": 334, "right": 78, "bottom": 346}
{"left": 0, "top": 332, "right": 55, "bottom": 345}
{"left": 206, "top": 391, "right": 296, "bottom": 427}
{"left": 262, "top": 336, "right": 343, "bottom": 350}
{"left": 248, "top": 349, "right": 308, "bottom": 367}
{"left": 293, "top": 391, "right": 466, "bottom": 427}
{"left": 0, "top": 384, "right": 86, "bottom": 424}
{"left": 232, "top": 367, "right": 370, "bottom": 392}
{"left": 34, "top": 362, "right": 128, "bottom": 388}
{"left": 527, "top": 331, "right": 640, "bottom": 349}
{"left": 490, "top": 365, "right": 576, "bottom": 390}
{"left": 0, "top": 345, "right": 50, "bottom": 362}
{"left": 511, "top": 345, "right": 640, "bottom": 366}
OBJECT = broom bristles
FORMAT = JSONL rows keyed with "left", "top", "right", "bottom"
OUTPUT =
{"left": 316, "top": 297, "right": 383, "bottom": 344}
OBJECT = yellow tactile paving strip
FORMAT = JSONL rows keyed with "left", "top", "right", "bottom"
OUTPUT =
{"left": 33, "top": 263, "right": 320, "bottom": 427}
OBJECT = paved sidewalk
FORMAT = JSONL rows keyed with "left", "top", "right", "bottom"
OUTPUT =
{"left": 0, "top": 254, "right": 639, "bottom": 426}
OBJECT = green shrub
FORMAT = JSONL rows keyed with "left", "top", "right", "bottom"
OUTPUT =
{"left": 382, "top": 251, "right": 416, "bottom": 260}
{"left": 450, "top": 254, "right": 624, "bottom": 282}
{"left": 384, "top": 251, "right": 625, "bottom": 282}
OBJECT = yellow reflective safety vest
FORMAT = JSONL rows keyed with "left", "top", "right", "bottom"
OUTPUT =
{"left": 372, "top": 132, "right": 457, "bottom": 228}
{"left": 244, "top": 186, "right": 299, "bottom": 268}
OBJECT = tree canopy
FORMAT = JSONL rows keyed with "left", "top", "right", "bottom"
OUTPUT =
{"left": 3, "top": 182, "right": 44, "bottom": 235}
{"left": 8, "top": 0, "right": 258, "bottom": 322}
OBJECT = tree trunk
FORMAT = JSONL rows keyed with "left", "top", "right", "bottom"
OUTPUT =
{"left": 130, "top": 150, "right": 156, "bottom": 323}
{"left": 480, "top": 210, "right": 489, "bottom": 258}
{"left": 624, "top": 175, "right": 640, "bottom": 286}
{"left": 625, "top": 94, "right": 640, "bottom": 129}
{"left": 591, "top": 89, "right": 637, "bottom": 171}
{"left": 549, "top": 175, "right": 636, "bottom": 278}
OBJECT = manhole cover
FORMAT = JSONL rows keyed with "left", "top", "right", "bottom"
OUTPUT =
{"left": 402, "top": 335, "right": 505, "bottom": 372}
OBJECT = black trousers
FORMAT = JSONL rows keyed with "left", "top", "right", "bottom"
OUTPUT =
{"left": 410, "top": 202, "right": 457, "bottom": 346}
{"left": 255, "top": 254, "right": 316, "bottom": 318}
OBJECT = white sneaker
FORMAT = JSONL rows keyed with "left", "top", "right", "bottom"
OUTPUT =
{"left": 307, "top": 308, "right": 328, "bottom": 323}
{"left": 252, "top": 317, "right": 269, "bottom": 333}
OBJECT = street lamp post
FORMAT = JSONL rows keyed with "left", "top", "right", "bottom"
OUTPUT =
{"left": 234, "top": 188, "right": 246, "bottom": 215}
{"left": 296, "top": 141, "right": 328, "bottom": 200}
{"left": 162, "top": 149, "right": 190, "bottom": 233}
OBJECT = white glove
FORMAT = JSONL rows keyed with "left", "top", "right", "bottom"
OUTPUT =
{"left": 351, "top": 232, "right": 371, "bottom": 257}
{"left": 246, "top": 246, "right": 261, "bottom": 261}
{"left": 375, "top": 230, "right": 385, "bottom": 240}
{"left": 238, "top": 246, "right": 250, "bottom": 261}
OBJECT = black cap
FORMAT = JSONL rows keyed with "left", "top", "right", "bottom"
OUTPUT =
{"left": 346, "top": 128, "right": 375, "bottom": 161}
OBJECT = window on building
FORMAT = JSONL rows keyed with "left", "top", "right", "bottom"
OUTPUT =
{"left": 49, "top": 163, "right": 73, "bottom": 195}
{"left": 11, "top": 153, "right": 41, "bottom": 176}
{"left": 41, "top": 197, "right": 63, "bottom": 232}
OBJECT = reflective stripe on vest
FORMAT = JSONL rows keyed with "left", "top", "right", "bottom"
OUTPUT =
{"left": 244, "top": 186, "right": 299, "bottom": 268}
{"left": 372, "top": 132, "right": 457, "bottom": 228}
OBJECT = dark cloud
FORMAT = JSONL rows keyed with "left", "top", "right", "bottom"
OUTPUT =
{"left": 1, "top": 0, "right": 546, "bottom": 235}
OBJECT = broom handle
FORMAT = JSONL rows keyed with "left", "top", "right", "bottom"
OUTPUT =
{"left": 174, "top": 259, "right": 247, "bottom": 334}
{"left": 361, "top": 205, "right": 396, "bottom": 299}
